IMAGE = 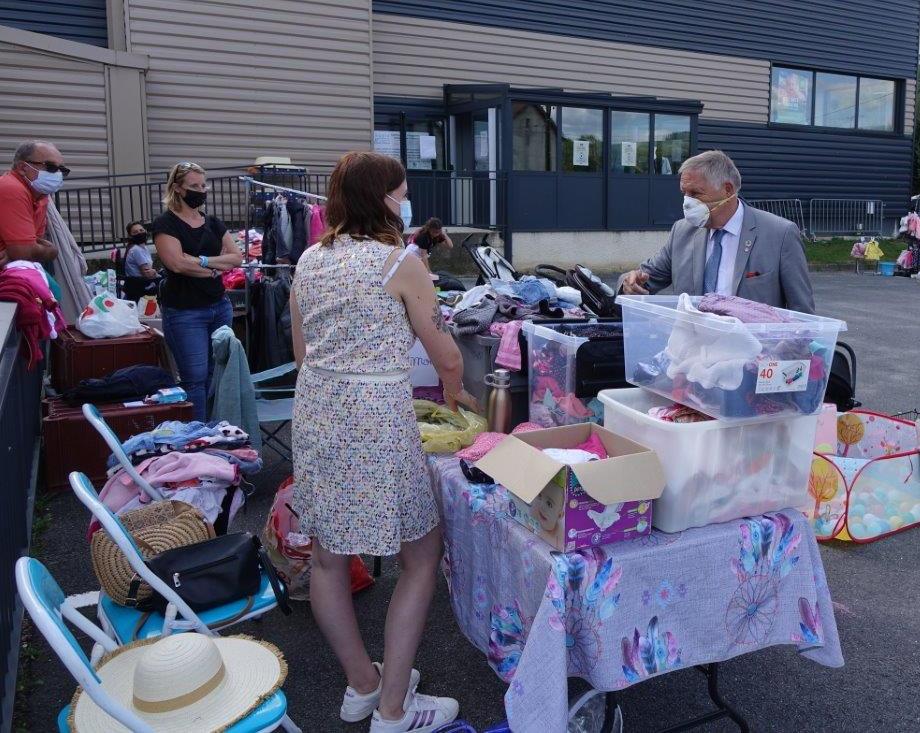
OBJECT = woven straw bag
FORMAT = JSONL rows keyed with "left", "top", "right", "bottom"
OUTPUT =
{"left": 90, "top": 500, "right": 214, "bottom": 607}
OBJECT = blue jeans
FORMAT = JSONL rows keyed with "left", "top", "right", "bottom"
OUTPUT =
{"left": 162, "top": 298, "right": 233, "bottom": 421}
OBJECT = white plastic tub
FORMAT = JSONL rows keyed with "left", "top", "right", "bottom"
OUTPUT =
{"left": 599, "top": 387, "right": 818, "bottom": 532}
{"left": 616, "top": 295, "right": 846, "bottom": 423}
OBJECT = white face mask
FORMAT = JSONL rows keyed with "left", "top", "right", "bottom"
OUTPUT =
{"left": 386, "top": 194, "right": 412, "bottom": 230}
{"left": 28, "top": 168, "right": 65, "bottom": 195}
{"left": 682, "top": 193, "right": 736, "bottom": 228}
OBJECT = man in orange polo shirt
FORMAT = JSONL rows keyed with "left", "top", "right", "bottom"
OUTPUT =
{"left": 0, "top": 140, "right": 70, "bottom": 268}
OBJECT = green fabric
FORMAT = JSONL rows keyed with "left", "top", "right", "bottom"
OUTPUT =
{"left": 43, "top": 268, "right": 62, "bottom": 301}
{"left": 209, "top": 325, "right": 262, "bottom": 450}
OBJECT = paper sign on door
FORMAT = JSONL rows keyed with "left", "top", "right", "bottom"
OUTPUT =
{"left": 573, "top": 140, "right": 590, "bottom": 167}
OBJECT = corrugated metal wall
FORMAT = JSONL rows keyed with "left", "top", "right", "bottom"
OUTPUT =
{"left": 700, "top": 120, "right": 913, "bottom": 212}
{"left": 126, "top": 0, "right": 373, "bottom": 172}
{"left": 0, "top": 0, "right": 107, "bottom": 47}
{"left": 373, "top": 14, "right": 769, "bottom": 123}
{"left": 0, "top": 41, "right": 110, "bottom": 177}
{"left": 374, "top": 0, "right": 920, "bottom": 79}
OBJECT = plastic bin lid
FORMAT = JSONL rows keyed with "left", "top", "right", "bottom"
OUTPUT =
{"left": 615, "top": 295, "right": 847, "bottom": 334}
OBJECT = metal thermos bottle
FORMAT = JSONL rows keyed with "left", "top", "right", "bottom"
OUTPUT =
{"left": 485, "top": 369, "right": 512, "bottom": 433}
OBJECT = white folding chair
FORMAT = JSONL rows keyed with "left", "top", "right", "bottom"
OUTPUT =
{"left": 15, "top": 557, "right": 294, "bottom": 733}
{"left": 69, "top": 471, "right": 282, "bottom": 644}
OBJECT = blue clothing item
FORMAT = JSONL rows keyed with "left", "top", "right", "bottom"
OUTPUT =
{"left": 209, "top": 325, "right": 262, "bottom": 450}
{"left": 203, "top": 448, "right": 263, "bottom": 475}
{"left": 107, "top": 420, "right": 228, "bottom": 468}
{"left": 490, "top": 276, "right": 555, "bottom": 305}
{"left": 125, "top": 244, "right": 153, "bottom": 277}
{"left": 162, "top": 297, "right": 233, "bottom": 420}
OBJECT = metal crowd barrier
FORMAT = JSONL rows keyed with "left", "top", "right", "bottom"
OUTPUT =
{"left": 747, "top": 199, "right": 811, "bottom": 239}
{"left": 809, "top": 198, "right": 885, "bottom": 236}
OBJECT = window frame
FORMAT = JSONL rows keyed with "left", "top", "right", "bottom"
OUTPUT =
{"left": 768, "top": 63, "right": 902, "bottom": 137}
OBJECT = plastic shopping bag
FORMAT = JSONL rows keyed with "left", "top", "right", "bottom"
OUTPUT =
{"left": 414, "top": 400, "right": 488, "bottom": 453}
{"left": 77, "top": 294, "right": 143, "bottom": 339}
{"left": 262, "top": 477, "right": 373, "bottom": 601}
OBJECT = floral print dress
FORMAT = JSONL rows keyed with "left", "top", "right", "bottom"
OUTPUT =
{"left": 291, "top": 235, "right": 438, "bottom": 555}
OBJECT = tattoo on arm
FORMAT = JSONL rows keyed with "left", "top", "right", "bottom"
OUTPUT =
{"left": 431, "top": 305, "right": 449, "bottom": 334}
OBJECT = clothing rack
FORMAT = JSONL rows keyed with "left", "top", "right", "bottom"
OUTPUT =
{"left": 239, "top": 177, "right": 326, "bottom": 355}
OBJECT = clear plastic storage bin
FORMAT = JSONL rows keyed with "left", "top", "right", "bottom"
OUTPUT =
{"left": 523, "top": 321, "right": 627, "bottom": 428}
{"left": 599, "top": 388, "right": 818, "bottom": 532}
{"left": 616, "top": 295, "right": 846, "bottom": 423}
{"left": 453, "top": 332, "right": 529, "bottom": 428}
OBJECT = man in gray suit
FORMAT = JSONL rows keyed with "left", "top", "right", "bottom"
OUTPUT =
{"left": 620, "top": 150, "right": 815, "bottom": 314}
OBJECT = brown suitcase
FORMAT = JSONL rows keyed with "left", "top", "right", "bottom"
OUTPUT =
{"left": 50, "top": 326, "right": 169, "bottom": 392}
{"left": 42, "top": 398, "right": 194, "bottom": 493}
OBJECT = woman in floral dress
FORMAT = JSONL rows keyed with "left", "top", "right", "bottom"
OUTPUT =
{"left": 290, "top": 151, "right": 479, "bottom": 732}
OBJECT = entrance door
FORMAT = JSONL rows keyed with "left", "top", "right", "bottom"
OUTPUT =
{"left": 450, "top": 108, "right": 498, "bottom": 227}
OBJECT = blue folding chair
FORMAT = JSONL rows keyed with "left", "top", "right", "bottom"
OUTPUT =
{"left": 69, "top": 471, "right": 281, "bottom": 644}
{"left": 16, "top": 557, "right": 295, "bottom": 733}
{"left": 252, "top": 362, "right": 297, "bottom": 463}
{"left": 82, "top": 402, "right": 164, "bottom": 503}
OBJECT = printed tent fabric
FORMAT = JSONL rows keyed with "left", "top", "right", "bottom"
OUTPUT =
{"left": 430, "top": 457, "right": 842, "bottom": 733}
{"left": 809, "top": 410, "right": 920, "bottom": 543}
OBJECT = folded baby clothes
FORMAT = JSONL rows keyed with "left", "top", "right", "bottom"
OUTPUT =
{"left": 542, "top": 448, "right": 599, "bottom": 464}
{"left": 698, "top": 293, "right": 791, "bottom": 323}
{"left": 665, "top": 293, "right": 763, "bottom": 390}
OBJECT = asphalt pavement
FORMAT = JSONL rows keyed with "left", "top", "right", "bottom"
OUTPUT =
{"left": 16, "top": 272, "right": 920, "bottom": 732}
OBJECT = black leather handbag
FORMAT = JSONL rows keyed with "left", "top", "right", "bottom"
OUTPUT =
{"left": 127, "top": 531, "right": 291, "bottom": 616}
{"left": 565, "top": 265, "right": 620, "bottom": 318}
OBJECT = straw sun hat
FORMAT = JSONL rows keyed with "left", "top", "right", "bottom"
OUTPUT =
{"left": 71, "top": 633, "right": 287, "bottom": 732}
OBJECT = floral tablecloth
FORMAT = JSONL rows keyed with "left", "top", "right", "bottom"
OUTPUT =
{"left": 430, "top": 457, "right": 843, "bottom": 733}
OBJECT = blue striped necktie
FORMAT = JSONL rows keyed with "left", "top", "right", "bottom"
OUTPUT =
{"left": 702, "top": 229, "right": 726, "bottom": 294}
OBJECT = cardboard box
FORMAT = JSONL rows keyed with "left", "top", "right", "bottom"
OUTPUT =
{"left": 476, "top": 423, "right": 665, "bottom": 551}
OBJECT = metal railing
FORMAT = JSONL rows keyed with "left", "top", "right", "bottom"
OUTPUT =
{"left": 747, "top": 199, "right": 810, "bottom": 239}
{"left": 56, "top": 167, "right": 333, "bottom": 253}
{"left": 0, "top": 306, "right": 43, "bottom": 732}
{"left": 54, "top": 166, "right": 508, "bottom": 254}
{"left": 809, "top": 198, "right": 885, "bottom": 236}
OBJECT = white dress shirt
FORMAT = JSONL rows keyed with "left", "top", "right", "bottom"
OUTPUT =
{"left": 705, "top": 201, "right": 745, "bottom": 295}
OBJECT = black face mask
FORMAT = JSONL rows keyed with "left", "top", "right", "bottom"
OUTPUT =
{"left": 181, "top": 189, "right": 208, "bottom": 209}
{"left": 129, "top": 232, "right": 148, "bottom": 245}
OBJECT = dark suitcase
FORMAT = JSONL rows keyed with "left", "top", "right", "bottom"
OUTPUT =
{"left": 50, "top": 326, "right": 169, "bottom": 392}
{"left": 42, "top": 398, "right": 194, "bottom": 492}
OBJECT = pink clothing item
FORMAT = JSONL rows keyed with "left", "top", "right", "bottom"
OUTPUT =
{"left": 649, "top": 403, "right": 713, "bottom": 423}
{"left": 309, "top": 204, "right": 327, "bottom": 245}
{"left": 490, "top": 321, "right": 524, "bottom": 371}
{"left": 532, "top": 376, "right": 564, "bottom": 402}
{"left": 697, "top": 293, "right": 790, "bottom": 323}
{"left": 89, "top": 451, "right": 239, "bottom": 537}
{"left": 557, "top": 393, "right": 594, "bottom": 419}
{"left": 4, "top": 265, "right": 66, "bottom": 336}
{"left": 455, "top": 421, "right": 543, "bottom": 461}
{"left": 575, "top": 432, "right": 608, "bottom": 460}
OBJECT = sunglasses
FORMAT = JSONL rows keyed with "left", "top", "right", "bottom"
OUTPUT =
{"left": 26, "top": 160, "right": 71, "bottom": 178}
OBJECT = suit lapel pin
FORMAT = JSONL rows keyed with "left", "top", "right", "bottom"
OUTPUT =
{"left": 744, "top": 239, "right": 752, "bottom": 252}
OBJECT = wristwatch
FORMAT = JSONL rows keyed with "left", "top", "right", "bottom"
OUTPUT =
{"left": 199, "top": 255, "right": 209, "bottom": 268}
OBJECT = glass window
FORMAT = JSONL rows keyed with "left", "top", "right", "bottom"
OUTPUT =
{"left": 512, "top": 102, "right": 557, "bottom": 172}
{"left": 815, "top": 73, "right": 857, "bottom": 128}
{"left": 611, "top": 111, "right": 650, "bottom": 174}
{"left": 653, "top": 114, "right": 690, "bottom": 175}
{"left": 473, "top": 111, "right": 491, "bottom": 172}
{"left": 859, "top": 77, "right": 896, "bottom": 132}
{"left": 560, "top": 107, "right": 603, "bottom": 173}
{"left": 770, "top": 67, "right": 813, "bottom": 125}
{"left": 406, "top": 120, "right": 446, "bottom": 171}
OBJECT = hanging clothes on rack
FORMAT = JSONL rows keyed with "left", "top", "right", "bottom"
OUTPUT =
{"left": 288, "top": 197, "right": 308, "bottom": 264}
{"left": 248, "top": 268, "right": 294, "bottom": 371}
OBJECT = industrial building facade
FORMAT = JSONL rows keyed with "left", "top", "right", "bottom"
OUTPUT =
{"left": 1, "top": 0, "right": 917, "bottom": 266}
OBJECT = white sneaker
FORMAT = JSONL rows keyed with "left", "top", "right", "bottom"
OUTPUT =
{"left": 340, "top": 662, "right": 421, "bottom": 723}
{"left": 369, "top": 692, "right": 459, "bottom": 733}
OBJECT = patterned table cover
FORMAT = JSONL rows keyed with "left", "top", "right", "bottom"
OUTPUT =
{"left": 430, "top": 457, "right": 844, "bottom": 732}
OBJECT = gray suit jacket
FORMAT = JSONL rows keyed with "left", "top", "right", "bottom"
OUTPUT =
{"left": 621, "top": 204, "right": 816, "bottom": 314}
